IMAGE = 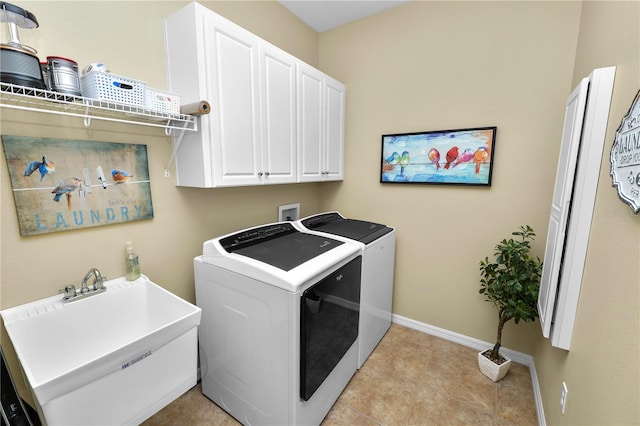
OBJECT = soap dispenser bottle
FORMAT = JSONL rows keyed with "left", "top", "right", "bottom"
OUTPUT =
{"left": 125, "top": 241, "right": 141, "bottom": 281}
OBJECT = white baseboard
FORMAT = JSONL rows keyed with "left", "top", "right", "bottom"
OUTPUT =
{"left": 391, "top": 314, "right": 546, "bottom": 426}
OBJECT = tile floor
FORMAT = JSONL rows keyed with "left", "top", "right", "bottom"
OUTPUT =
{"left": 143, "top": 324, "right": 538, "bottom": 426}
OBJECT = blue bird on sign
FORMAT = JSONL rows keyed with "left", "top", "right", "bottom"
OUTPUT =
{"left": 24, "top": 155, "right": 55, "bottom": 181}
{"left": 24, "top": 161, "right": 40, "bottom": 176}
{"left": 111, "top": 169, "right": 133, "bottom": 184}
{"left": 52, "top": 177, "right": 82, "bottom": 202}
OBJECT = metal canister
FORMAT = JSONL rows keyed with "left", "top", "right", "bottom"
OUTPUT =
{"left": 40, "top": 62, "right": 50, "bottom": 90}
{"left": 0, "top": 45, "right": 46, "bottom": 89}
{"left": 46, "top": 56, "right": 81, "bottom": 96}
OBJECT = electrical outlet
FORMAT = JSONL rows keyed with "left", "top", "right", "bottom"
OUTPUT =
{"left": 560, "top": 382, "right": 568, "bottom": 415}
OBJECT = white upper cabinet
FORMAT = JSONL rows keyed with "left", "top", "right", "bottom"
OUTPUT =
{"left": 324, "top": 76, "right": 346, "bottom": 180}
{"left": 164, "top": 2, "right": 344, "bottom": 188}
{"left": 297, "top": 62, "right": 345, "bottom": 182}
{"left": 205, "top": 13, "right": 262, "bottom": 187}
{"left": 297, "top": 63, "right": 324, "bottom": 182}
{"left": 259, "top": 43, "right": 297, "bottom": 185}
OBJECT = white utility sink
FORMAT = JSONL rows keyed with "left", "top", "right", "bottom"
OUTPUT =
{"left": 1, "top": 275, "right": 202, "bottom": 425}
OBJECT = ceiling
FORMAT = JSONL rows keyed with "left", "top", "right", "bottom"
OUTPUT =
{"left": 278, "top": 0, "right": 409, "bottom": 33}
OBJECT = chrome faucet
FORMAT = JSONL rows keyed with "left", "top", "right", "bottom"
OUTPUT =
{"left": 60, "top": 268, "right": 107, "bottom": 303}
{"left": 81, "top": 268, "right": 105, "bottom": 293}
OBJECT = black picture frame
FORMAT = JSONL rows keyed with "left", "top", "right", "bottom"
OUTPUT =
{"left": 380, "top": 126, "right": 497, "bottom": 186}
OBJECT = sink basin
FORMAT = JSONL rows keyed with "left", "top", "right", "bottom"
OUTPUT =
{"left": 1, "top": 275, "right": 201, "bottom": 425}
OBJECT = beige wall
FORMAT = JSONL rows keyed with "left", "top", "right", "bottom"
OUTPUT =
{"left": 2, "top": 1, "right": 638, "bottom": 424}
{"left": 0, "top": 0, "right": 320, "bottom": 404}
{"left": 532, "top": 1, "right": 640, "bottom": 424}
{"left": 319, "top": 0, "right": 581, "bottom": 356}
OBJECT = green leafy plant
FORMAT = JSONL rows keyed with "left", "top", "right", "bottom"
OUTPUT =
{"left": 479, "top": 225, "right": 542, "bottom": 362}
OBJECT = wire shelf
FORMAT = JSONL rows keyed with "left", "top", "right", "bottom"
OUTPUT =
{"left": 0, "top": 82, "right": 198, "bottom": 133}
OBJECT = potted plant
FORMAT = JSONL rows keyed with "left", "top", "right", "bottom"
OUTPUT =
{"left": 478, "top": 225, "right": 542, "bottom": 381}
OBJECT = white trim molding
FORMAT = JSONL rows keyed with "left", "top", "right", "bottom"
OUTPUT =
{"left": 391, "top": 314, "right": 546, "bottom": 426}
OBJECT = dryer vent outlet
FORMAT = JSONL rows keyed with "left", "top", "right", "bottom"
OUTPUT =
{"left": 278, "top": 203, "right": 300, "bottom": 221}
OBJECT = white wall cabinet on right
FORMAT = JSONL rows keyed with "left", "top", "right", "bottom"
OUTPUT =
{"left": 538, "top": 66, "right": 616, "bottom": 350}
{"left": 297, "top": 62, "right": 345, "bottom": 183}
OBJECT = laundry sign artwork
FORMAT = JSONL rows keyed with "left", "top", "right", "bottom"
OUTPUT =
{"left": 2, "top": 135, "right": 154, "bottom": 236}
{"left": 380, "top": 126, "right": 496, "bottom": 186}
{"left": 611, "top": 90, "right": 640, "bottom": 214}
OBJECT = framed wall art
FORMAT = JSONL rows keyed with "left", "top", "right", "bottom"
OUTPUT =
{"left": 380, "top": 126, "right": 496, "bottom": 186}
{"left": 2, "top": 135, "right": 154, "bottom": 236}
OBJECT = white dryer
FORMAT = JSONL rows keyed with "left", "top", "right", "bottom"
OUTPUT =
{"left": 195, "top": 222, "right": 362, "bottom": 425}
{"left": 295, "top": 212, "right": 396, "bottom": 368}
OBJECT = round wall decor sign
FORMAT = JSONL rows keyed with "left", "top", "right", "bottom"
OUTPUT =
{"left": 610, "top": 90, "right": 640, "bottom": 214}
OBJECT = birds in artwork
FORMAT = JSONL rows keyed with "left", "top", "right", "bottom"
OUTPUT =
{"left": 24, "top": 155, "right": 55, "bottom": 181}
{"left": 24, "top": 159, "right": 42, "bottom": 177}
{"left": 52, "top": 177, "right": 82, "bottom": 210}
{"left": 473, "top": 147, "right": 489, "bottom": 174}
{"left": 428, "top": 148, "right": 441, "bottom": 170}
{"left": 52, "top": 177, "right": 82, "bottom": 201}
{"left": 399, "top": 151, "right": 410, "bottom": 175}
{"left": 111, "top": 169, "right": 133, "bottom": 183}
{"left": 385, "top": 145, "right": 490, "bottom": 176}
{"left": 444, "top": 146, "right": 459, "bottom": 169}
{"left": 452, "top": 148, "right": 474, "bottom": 168}
{"left": 383, "top": 152, "right": 400, "bottom": 172}
{"left": 385, "top": 152, "right": 401, "bottom": 165}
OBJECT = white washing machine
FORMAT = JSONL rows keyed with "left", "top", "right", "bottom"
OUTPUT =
{"left": 195, "top": 222, "right": 362, "bottom": 425}
{"left": 295, "top": 212, "right": 396, "bottom": 368}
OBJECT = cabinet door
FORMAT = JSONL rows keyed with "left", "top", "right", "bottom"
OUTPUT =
{"left": 205, "top": 15, "right": 261, "bottom": 187}
{"left": 538, "top": 66, "right": 615, "bottom": 350}
{"left": 549, "top": 67, "right": 615, "bottom": 350}
{"left": 538, "top": 78, "right": 589, "bottom": 338}
{"left": 324, "top": 76, "right": 345, "bottom": 181}
{"left": 259, "top": 44, "right": 297, "bottom": 184}
{"left": 297, "top": 63, "right": 324, "bottom": 182}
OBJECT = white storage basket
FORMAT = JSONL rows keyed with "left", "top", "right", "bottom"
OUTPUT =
{"left": 145, "top": 88, "right": 180, "bottom": 115}
{"left": 80, "top": 71, "right": 146, "bottom": 107}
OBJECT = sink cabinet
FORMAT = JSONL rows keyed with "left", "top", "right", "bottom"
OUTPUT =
{"left": 164, "top": 2, "right": 344, "bottom": 187}
{"left": 0, "top": 275, "right": 201, "bottom": 426}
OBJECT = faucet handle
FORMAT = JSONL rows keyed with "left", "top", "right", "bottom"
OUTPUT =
{"left": 63, "top": 285, "right": 77, "bottom": 299}
{"left": 94, "top": 276, "right": 106, "bottom": 290}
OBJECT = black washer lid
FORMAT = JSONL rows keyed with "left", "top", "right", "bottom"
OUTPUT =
{"left": 301, "top": 212, "right": 393, "bottom": 244}
{"left": 219, "top": 222, "right": 344, "bottom": 271}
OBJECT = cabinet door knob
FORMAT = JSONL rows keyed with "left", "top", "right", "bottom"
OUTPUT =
{"left": 258, "top": 171, "right": 263, "bottom": 176}
{"left": 264, "top": 172, "right": 270, "bottom": 177}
